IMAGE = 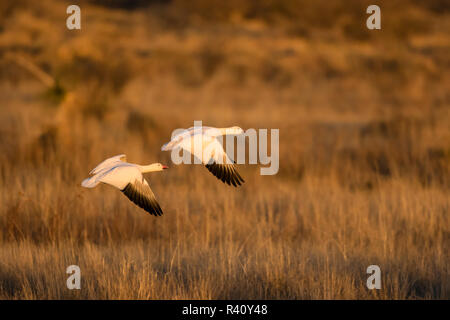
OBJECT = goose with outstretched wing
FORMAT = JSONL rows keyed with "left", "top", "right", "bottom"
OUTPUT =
{"left": 81, "top": 154, "right": 168, "bottom": 216}
{"left": 161, "top": 126, "right": 245, "bottom": 187}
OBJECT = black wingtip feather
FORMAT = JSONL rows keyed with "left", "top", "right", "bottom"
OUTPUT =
{"left": 205, "top": 163, "right": 244, "bottom": 187}
{"left": 122, "top": 183, "right": 163, "bottom": 216}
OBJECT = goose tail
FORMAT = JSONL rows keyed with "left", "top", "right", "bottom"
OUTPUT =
{"left": 161, "top": 142, "right": 172, "bottom": 151}
{"left": 81, "top": 176, "right": 99, "bottom": 188}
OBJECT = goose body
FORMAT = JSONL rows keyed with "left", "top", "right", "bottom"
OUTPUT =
{"left": 81, "top": 154, "right": 168, "bottom": 216}
{"left": 162, "top": 126, "right": 245, "bottom": 186}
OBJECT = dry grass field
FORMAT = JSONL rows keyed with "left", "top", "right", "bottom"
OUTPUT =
{"left": 0, "top": 0, "right": 449, "bottom": 299}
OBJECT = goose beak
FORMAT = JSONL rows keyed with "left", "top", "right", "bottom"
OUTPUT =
{"left": 162, "top": 165, "right": 169, "bottom": 170}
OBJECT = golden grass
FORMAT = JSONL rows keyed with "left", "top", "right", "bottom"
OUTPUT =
{"left": 0, "top": 0, "right": 449, "bottom": 299}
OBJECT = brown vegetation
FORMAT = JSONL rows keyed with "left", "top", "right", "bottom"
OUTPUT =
{"left": 0, "top": 0, "right": 449, "bottom": 299}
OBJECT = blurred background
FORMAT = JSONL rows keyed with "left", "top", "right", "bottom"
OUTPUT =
{"left": 0, "top": 0, "right": 448, "bottom": 299}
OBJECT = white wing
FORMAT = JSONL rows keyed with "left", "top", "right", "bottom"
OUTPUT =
{"left": 82, "top": 162, "right": 133, "bottom": 189}
{"left": 175, "top": 135, "right": 244, "bottom": 187}
{"left": 161, "top": 126, "right": 218, "bottom": 151}
{"left": 89, "top": 154, "right": 127, "bottom": 175}
{"left": 202, "top": 139, "right": 244, "bottom": 186}
{"left": 161, "top": 127, "right": 198, "bottom": 151}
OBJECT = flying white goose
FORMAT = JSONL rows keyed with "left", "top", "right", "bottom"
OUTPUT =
{"left": 81, "top": 154, "right": 168, "bottom": 216}
{"left": 161, "top": 126, "right": 245, "bottom": 187}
